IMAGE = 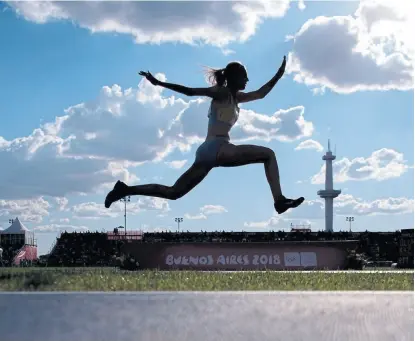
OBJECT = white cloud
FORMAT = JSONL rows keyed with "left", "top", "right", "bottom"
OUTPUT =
{"left": 0, "top": 198, "right": 50, "bottom": 223}
{"left": 290, "top": 199, "right": 325, "bottom": 220}
{"left": 50, "top": 218, "right": 70, "bottom": 224}
{"left": 184, "top": 213, "right": 207, "bottom": 221}
{"left": 244, "top": 215, "right": 282, "bottom": 228}
{"left": 60, "top": 80, "right": 188, "bottom": 163}
{"left": 185, "top": 204, "right": 228, "bottom": 220}
{"left": 71, "top": 197, "right": 170, "bottom": 220}
{"left": 298, "top": 0, "right": 306, "bottom": 11}
{"left": 71, "top": 201, "right": 120, "bottom": 220}
{"left": 245, "top": 194, "right": 414, "bottom": 227}
{"left": 243, "top": 210, "right": 314, "bottom": 230}
{"left": 8, "top": 1, "right": 291, "bottom": 47}
{"left": 221, "top": 48, "right": 236, "bottom": 56}
{"left": 0, "top": 121, "right": 137, "bottom": 200}
{"left": 201, "top": 205, "right": 228, "bottom": 215}
{"left": 311, "top": 148, "right": 410, "bottom": 184}
{"left": 334, "top": 194, "right": 414, "bottom": 216}
{"left": 137, "top": 197, "right": 170, "bottom": 213}
{"left": 286, "top": 0, "right": 414, "bottom": 93}
{"left": 232, "top": 106, "right": 313, "bottom": 143}
{"left": 165, "top": 160, "right": 188, "bottom": 169}
{"left": 295, "top": 139, "right": 324, "bottom": 152}
{"left": 141, "top": 225, "right": 172, "bottom": 233}
{"left": 0, "top": 76, "right": 311, "bottom": 201}
{"left": 54, "top": 197, "right": 69, "bottom": 211}
{"left": 33, "top": 224, "right": 88, "bottom": 233}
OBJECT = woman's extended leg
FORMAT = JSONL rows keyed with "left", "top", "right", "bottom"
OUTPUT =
{"left": 215, "top": 143, "right": 304, "bottom": 214}
{"left": 104, "top": 163, "right": 212, "bottom": 208}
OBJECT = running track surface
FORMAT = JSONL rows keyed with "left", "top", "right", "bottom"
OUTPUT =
{"left": 0, "top": 291, "right": 413, "bottom": 341}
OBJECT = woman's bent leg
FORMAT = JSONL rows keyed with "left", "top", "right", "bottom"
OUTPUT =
{"left": 215, "top": 143, "right": 304, "bottom": 214}
{"left": 216, "top": 143, "right": 283, "bottom": 201}
{"left": 105, "top": 163, "right": 212, "bottom": 208}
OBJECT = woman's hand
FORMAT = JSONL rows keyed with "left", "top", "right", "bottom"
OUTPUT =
{"left": 240, "top": 55, "right": 287, "bottom": 102}
{"left": 276, "top": 56, "right": 286, "bottom": 79}
{"left": 138, "top": 71, "right": 160, "bottom": 86}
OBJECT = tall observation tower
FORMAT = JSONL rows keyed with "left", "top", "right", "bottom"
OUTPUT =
{"left": 317, "top": 140, "right": 341, "bottom": 232}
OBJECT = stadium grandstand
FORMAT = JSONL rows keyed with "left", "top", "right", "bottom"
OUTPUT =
{"left": 1, "top": 217, "right": 413, "bottom": 269}
{"left": 43, "top": 228, "right": 413, "bottom": 269}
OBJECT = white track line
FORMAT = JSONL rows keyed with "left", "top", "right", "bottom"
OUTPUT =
{"left": 200, "top": 270, "right": 414, "bottom": 274}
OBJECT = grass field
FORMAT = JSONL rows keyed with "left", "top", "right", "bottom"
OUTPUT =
{"left": 0, "top": 267, "right": 413, "bottom": 291}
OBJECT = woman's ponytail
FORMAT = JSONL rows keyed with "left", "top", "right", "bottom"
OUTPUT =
{"left": 213, "top": 69, "right": 226, "bottom": 87}
{"left": 204, "top": 67, "right": 227, "bottom": 87}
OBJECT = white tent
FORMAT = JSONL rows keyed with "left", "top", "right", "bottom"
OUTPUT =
{"left": 0, "top": 217, "right": 29, "bottom": 234}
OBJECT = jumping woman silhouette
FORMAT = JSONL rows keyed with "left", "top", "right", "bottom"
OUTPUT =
{"left": 105, "top": 56, "right": 304, "bottom": 214}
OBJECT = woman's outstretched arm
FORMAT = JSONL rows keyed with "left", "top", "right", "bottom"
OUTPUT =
{"left": 138, "top": 71, "right": 228, "bottom": 100}
{"left": 237, "top": 56, "right": 286, "bottom": 104}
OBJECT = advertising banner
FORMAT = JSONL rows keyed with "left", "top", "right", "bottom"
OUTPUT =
{"left": 122, "top": 241, "right": 355, "bottom": 270}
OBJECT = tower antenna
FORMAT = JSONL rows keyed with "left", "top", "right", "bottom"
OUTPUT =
{"left": 317, "top": 141, "right": 341, "bottom": 232}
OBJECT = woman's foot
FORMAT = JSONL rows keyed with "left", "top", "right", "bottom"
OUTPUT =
{"left": 274, "top": 196, "right": 304, "bottom": 214}
{"left": 105, "top": 181, "right": 129, "bottom": 208}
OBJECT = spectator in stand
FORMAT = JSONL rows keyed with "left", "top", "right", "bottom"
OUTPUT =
{"left": 47, "top": 231, "right": 127, "bottom": 267}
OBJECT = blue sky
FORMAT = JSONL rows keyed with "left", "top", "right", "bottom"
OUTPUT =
{"left": 0, "top": 0, "right": 413, "bottom": 255}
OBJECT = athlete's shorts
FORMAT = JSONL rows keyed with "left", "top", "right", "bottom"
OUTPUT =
{"left": 195, "top": 136, "right": 230, "bottom": 167}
